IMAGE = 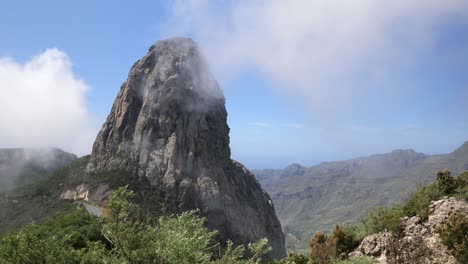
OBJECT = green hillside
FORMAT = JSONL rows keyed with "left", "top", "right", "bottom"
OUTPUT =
{"left": 255, "top": 142, "right": 468, "bottom": 251}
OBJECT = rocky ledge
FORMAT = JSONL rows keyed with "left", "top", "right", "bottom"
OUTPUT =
{"left": 349, "top": 197, "right": 467, "bottom": 263}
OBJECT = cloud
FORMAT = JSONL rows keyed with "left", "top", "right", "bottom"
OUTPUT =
{"left": 163, "top": 0, "right": 468, "bottom": 118}
{"left": 281, "top": 123, "right": 305, "bottom": 129}
{"left": 0, "top": 49, "right": 97, "bottom": 155}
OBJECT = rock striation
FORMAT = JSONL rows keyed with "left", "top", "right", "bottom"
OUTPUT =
{"left": 349, "top": 197, "right": 467, "bottom": 263}
{"left": 86, "top": 37, "right": 286, "bottom": 259}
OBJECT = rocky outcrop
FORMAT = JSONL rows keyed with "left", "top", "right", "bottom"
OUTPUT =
{"left": 86, "top": 37, "right": 286, "bottom": 259}
{"left": 60, "top": 183, "right": 111, "bottom": 202}
{"left": 349, "top": 197, "right": 467, "bottom": 263}
{"left": 60, "top": 184, "right": 90, "bottom": 201}
{"left": 349, "top": 232, "right": 392, "bottom": 263}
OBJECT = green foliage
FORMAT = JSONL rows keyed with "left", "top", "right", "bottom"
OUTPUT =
{"left": 436, "top": 169, "right": 457, "bottom": 195}
{"left": 361, "top": 205, "right": 404, "bottom": 235}
{"left": 215, "top": 240, "right": 246, "bottom": 263}
{"left": 0, "top": 208, "right": 107, "bottom": 264}
{"left": 329, "top": 225, "right": 360, "bottom": 257}
{"left": 214, "top": 238, "right": 273, "bottom": 264}
{"left": 269, "top": 253, "right": 308, "bottom": 264}
{"left": 402, "top": 183, "right": 443, "bottom": 220}
{"left": 103, "top": 186, "right": 274, "bottom": 264}
{"left": 155, "top": 210, "right": 218, "bottom": 264}
{"left": 438, "top": 211, "right": 468, "bottom": 263}
{"left": 247, "top": 238, "right": 273, "bottom": 263}
{"left": 403, "top": 170, "right": 468, "bottom": 220}
{"left": 1, "top": 186, "right": 276, "bottom": 263}
{"left": 454, "top": 171, "right": 468, "bottom": 200}
{"left": 339, "top": 225, "right": 368, "bottom": 244}
{"left": 309, "top": 226, "right": 359, "bottom": 264}
{"left": 310, "top": 232, "right": 331, "bottom": 264}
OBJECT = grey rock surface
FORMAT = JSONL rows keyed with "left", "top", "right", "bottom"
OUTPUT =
{"left": 86, "top": 37, "right": 286, "bottom": 259}
{"left": 349, "top": 197, "right": 467, "bottom": 264}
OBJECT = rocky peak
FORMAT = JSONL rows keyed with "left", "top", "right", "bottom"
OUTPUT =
{"left": 452, "top": 141, "right": 468, "bottom": 156}
{"left": 284, "top": 163, "right": 305, "bottom": 176}
{"left": 86, "top": 37, "right": 286, "bottom": 259}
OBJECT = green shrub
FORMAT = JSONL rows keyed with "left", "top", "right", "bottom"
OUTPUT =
{"left": 403, "top": 171, "right": 468, "bottom": 220}
{"left": 436, "top": 170, "right": 457, "bottom": 195}
{"left": 270, "top": 253, "right": 308, "bottom": 264}
{"left": 361, "top": 205, "right": 404, "bottom": 234}
{"left": 310, "top": 232, "right": 331, "bottom": 264}
{"left": 438, "top": 211, "right": 468, "bottom": 263}
{"left": 329, "top": 225, "right": 360, "bottom": 257}
{"left": 1, "top": 186, "right": 274, "bottom": 264}
{"left": 340, "top": 224, "right": 368, "bottom": 243}
{"left": 309, "top": 226, "right": 360, "bottom": 264}
{"left": 454, "top": 172, "right": 468, "bottom": 200}
{"left": 0, "top": 208, "right": 107, "bottom": 264}
{"left": 403, "top": 183, "right": 442, "bottom": 220}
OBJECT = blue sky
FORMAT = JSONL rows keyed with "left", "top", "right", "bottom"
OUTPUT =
{"left": 0, "top": 0, "right": 467, "bottom": 169}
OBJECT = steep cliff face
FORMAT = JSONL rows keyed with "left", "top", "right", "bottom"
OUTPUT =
{"left": 86, "top": 37, "right": 286, "bottom": 259}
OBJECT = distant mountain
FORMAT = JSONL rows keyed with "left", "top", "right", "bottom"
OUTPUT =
{"left": 0, "top": 148, "right": 77, "bottom": 191}
{"left": 254, "top": 142, "right": 468, "bottom": 251}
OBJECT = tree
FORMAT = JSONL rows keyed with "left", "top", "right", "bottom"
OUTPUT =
{"left": 436, "top": 169, "right": 456, "bottom": 195}
{"left": 310, "top": 232, "right": 331, "bottom": 264}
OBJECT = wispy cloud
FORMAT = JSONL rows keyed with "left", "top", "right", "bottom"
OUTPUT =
{"left": 164, "top": 0, "right": 468, "bottom": 119}
{"left": 248, "top": 122, "right": 305, "bottom": 129}
{"left": 248, "top": 122, "right": 273, "bottom": 128}
{"left": 281, "top": 123, "right": 305, "bottom": 129}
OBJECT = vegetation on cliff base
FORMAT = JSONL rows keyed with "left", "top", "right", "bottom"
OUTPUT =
{"left": 309, "top": 170, "right": 468, "bottom": 263}
{"left": 0, "top": 186, "right": 273, "bottom": 264}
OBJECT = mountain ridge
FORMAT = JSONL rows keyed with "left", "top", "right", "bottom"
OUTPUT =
{"left": 254, "top": 142, "right": 468, "bottom": 251}
{"left": 0, "top": 148, "right": 77, "bottom": 192}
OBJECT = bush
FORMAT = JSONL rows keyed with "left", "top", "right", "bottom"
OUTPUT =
{"left": 309, "top": 226, "right": 360, "bottom": 264}
{"left": 403, "top": 171, "right": 468, "bottom": 220}
{"left": 0, "top": 208, "right": 107, "bottom": 264}
{"left": 454, "top": 172, "right": 468, "bottom": 200}
{"left": 270, "top": 253, "right": 308, "bottom": 264}
{"left": 436, "top": 170, "right": 457, "bottom": 195}
{"left": 1, "top": 186, "right": 274, "bottom": 264}
{"left": 310, "top": 232, "right": 331, "bottom": 264}
{"left": 329, "top": 225, "right": 360, "bottom": 257}
{"left": 438, "top": 211, "right": 468, "bottom": 263}
{"left": 361, "top": 205, "right": 404, "bottom": 234}
{"left": 402, "top": 183, "right": 443, "bottom": 220}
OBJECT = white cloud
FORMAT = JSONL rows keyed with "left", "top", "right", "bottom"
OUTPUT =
{"left": 164, "top": 0, "right": 468, "bottom": 118}
{"left": 0, "top": 49, "right": 97, "bottom": 155}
